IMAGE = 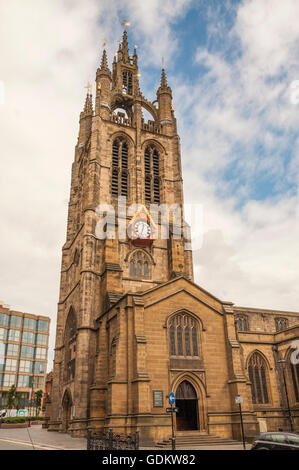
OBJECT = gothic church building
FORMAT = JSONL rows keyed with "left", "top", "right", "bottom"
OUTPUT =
{"left": 48, "top": 30, "right": 299, "bottom": 443}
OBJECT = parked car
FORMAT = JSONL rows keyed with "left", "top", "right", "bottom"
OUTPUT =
{"left": 251, "top": 432, "right": 299, "bottom": 450}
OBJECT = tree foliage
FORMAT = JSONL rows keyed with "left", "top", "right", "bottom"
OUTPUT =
{"left": 34, "top": 389, "right": 43, "bottom": 416}
{"left": 6, "top": 385, "right": 16, "bottom": 410}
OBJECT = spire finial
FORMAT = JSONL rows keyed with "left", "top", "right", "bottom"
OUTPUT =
{"left": 120, "top": 20, "right": 130, "bottom": 62}
{"left": 160, "top": 66, "right": 168, "bottom": 89}
{"left": 83, "top": 83, "right": 93, "bottom": 113}
{"left": 85, "top": 82, "right": 92, "bottom": 95}
{"left": 157, "top": 61, "right": 172, "bottom": 98}
{"left": 121, "top": 20, "right": 131, "bottom": 30}
{"left": 100, "top": 47, "right": 109, "bottom": 70}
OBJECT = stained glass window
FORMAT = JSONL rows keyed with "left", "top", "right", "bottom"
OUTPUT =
{"left": 248, "top": 353, "right": 269, "bottom": 404}
{"left": 169, "top": 314, "right": 199, "bottom": 358}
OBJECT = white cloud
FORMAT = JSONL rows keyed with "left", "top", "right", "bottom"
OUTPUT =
{"left": 175, "top": 0, "right": 299, "bottom": 311}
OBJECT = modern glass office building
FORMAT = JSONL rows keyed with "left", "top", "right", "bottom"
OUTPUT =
{"left": 0, "top": 303, "right": 50, "bottom": 408}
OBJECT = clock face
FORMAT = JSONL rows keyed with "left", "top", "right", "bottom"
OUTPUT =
{"left": 134, "top": 220, "right": 152, "bottom": 239}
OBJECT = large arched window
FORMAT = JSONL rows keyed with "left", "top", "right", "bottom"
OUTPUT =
{"left": 111, "top": 137, "right": 129, "bottom": 197}
{"left": 144, "top": 145, "right": 160, "bottom": 204}
{"left": 64, "top": 308, "right": 77, "bottom": 383}
{"left": 169, "top": 314, "right": 199, "bottom": 357}
{"left": 129, "top": 250, "right": 151, "bottom": 279}
{"left": 248, "top": 352, "right": 270, "bottom": 404}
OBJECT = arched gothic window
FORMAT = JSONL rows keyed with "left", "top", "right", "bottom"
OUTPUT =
{"left": 129, "top": 250, "right": 151, "bottom": 279}
{"left": 144, "top": 145, "right": 160, "bottom": 204}
{"left": 169, "top": 314, "right": 199, "bottom": 357}
{"left": 111, "top": 137, "right": 129, "bottom": 197}
{"left": 275, "top": 317, "right": 288, "bottom": 332}
{"left": 289, "top": 355, "right": 299, "bottom": 403}
{"left": 235, "top": 315, "right": 249, "bottom": 332}
{"left": 248, "top": 352, "right": 270, "bottom": 404}
{"left": 64, "top": 308, "right": 77, "bottom": 383}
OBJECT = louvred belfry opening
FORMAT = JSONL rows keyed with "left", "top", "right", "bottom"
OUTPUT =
{"left": 144, "top": 145, "right": 160, "bottom": 204}
{"left": 111, "top": 137, "right": 128, "bottom": 197}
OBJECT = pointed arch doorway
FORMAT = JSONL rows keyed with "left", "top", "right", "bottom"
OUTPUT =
{"left": 175, "top": 380, "right": 199, "bottom": 431}
{"left": 62, "top": 389, "right": 72, "bottom": 432}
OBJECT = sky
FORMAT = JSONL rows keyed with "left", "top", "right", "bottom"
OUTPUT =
{"left": 0, "top": 0, "right": 299, "bottom": 371}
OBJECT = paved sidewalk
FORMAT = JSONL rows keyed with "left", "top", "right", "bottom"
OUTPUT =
{"left": 0, "top": 426, "right": 251, "bottom": 451}
{"left": 144, "top": 444, "right": 251, "bottom": 450}
{"left": 0, "top": 425, "right": 86, "bottom": 450}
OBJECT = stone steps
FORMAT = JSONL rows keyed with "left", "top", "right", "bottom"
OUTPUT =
{"left": 156, "top": 432, "right": 241, "bottom": 448}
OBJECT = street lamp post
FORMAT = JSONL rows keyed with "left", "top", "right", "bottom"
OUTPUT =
{"left": 278, "top": 359, "right": 294, "bottom": 432}
{"left": 235, "top": 395, "right": 246, "bottom": 450}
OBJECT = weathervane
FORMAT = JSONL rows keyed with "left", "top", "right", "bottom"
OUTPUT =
{"left": 162, "top": 56, "right": 165, "bottom": 69}
{"left": 103, "top": 38, "right": 107, "bottom": 48}
{"left": 85, "top": 82, "right": 92, "bottom": 94}
{"left": 122, "top": 20, "right": 131, "bottom": 30}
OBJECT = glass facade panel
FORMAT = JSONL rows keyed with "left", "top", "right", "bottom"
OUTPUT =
{"left": 0, "top": 313, "right": 9, "bottom": 326}
{"left": 19, "top": 360, "right": 33, "bottom": 373}
{"left": 10, "top": 315, "right": 22, "bottom": 328}
{"left": 34, "top": 361, "right": 45, "bottom": 374}
{"left": 36, "top": 334, "right": 47, "bottom": 346}
{"left": 0, "top": 341, "right": 5, "bottom": 370}
{"left": 37, "top": 320, "right": 48, "bottom": 332}
{"left": 17, "top": 375, "right": 32, "bottom": 388}
{"left": 5, "top": 358, "right": 17, "bottom": 371}
{"left": 0, "top": 328, "right": 8, "bottom": 340}
{"left": 22, "top": 331, "right": 36, "bottom": 344}
{"left": 8, "top": 329, "right": 20, "bottom": 342}
{"left": 6, "top": 343, "right": 19, "bottom": 356}
{"left": 33, "top": 376, "right": 44, "bottom": 389}
{"left": 21, "top": 346, "right": 34, "bottom": 358}
{"left": 35, "top": 348, "right": 46, "bottom": 360}
{"left": 23, "top": 318, "right": 37, "bottom": 330}
{"left": 3, "top": 373, "right": 15, "bottom": 387}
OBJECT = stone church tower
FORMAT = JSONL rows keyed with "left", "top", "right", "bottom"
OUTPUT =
{"left": 48, "top": 30, "right": 299, "bottom": 442}
{"left": 49, "top": 30, "right": 193, "bottom": 435}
